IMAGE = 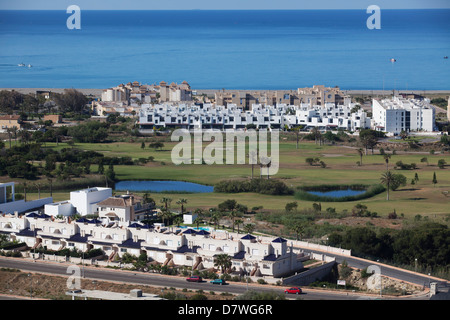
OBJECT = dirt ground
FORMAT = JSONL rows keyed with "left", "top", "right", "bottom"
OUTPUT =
{"left": 338, "top": 265, "right": 424, "bottom": 296}
{"left": 316, "top": 216, "right": 404, "bottom": 230}
{"left": 0, "top": 269, "right": 235, "bottom": 300}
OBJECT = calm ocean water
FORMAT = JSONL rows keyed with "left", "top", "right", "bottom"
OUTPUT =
{"left": 0, "top": 10, "right": 449, "bottom": 90}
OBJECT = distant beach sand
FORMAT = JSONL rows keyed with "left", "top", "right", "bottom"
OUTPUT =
{"left": 1, "top": 88, "right": 449, "bottom": 99}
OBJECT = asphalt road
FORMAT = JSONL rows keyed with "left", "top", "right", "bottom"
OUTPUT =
{"left": 0, "top": 257, "right": 384, "bottom": 300}
{"left": 300, "top": 248, "right": 448, "bottom": 291}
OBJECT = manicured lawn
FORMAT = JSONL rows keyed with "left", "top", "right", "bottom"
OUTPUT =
{"left": 28, "top": 139, "right": 450, "bottom": 219}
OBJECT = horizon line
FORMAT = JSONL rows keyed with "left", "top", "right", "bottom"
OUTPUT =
{"left": 1, "top": 8, "right": 450, "bottom": 11}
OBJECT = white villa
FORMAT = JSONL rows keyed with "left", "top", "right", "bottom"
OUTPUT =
{"left": 45, "top": 187, "right": 112, "bottom": 217}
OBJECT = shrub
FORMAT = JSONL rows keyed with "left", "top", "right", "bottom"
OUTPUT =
{"left": 214, "top": 179, "right": 293, "bottom": 195}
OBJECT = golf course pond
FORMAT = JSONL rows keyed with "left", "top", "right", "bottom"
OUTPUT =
{"left": 114, "top": 180, "right": 214, "bottom": 193}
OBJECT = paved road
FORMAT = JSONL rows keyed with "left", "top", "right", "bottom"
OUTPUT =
{"left": 300, "top": 248, "right": 448, "bottom": 291}
{"left": 0, "top": 257, "right": 386, "bottom": 300}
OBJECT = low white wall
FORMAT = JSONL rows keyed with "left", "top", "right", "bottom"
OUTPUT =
{"left": 0, "top": 197, "right": 53, "bottom": 214}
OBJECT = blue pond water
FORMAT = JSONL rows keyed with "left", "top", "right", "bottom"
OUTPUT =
{"left": 307, "top": 188, "right": 366, "bottom": 198}
{"left": 115, "top": 180, "right": 214, "bottom": 193}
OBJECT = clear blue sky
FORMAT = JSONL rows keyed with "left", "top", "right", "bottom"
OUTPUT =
{"left": 1, "top": 0, "right": 450, "bottom": 10}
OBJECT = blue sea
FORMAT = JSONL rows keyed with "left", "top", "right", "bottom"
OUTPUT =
{"left": 0, "top": 10, "right": 449, "bottom": 89}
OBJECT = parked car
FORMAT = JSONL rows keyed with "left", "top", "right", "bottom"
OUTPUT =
{"left": 186, "top": 276, "right": 202, "bottom": 282}
{"left": 284, "top": 287, "right": 302, "bottom": 294}
{"left": 210, "top": 279, "right": 226, "bottom": 285}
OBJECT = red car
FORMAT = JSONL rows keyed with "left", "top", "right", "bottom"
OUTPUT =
{"left": 284, "top": 287, "right": 302, "bottom": 294}
{"left": 186, "top": 276, "right": 203, "bottom": 282}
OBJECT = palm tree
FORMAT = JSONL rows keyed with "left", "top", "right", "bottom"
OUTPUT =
{"left": 177, "top": 198, "right": 188, "bottom": 214}
{"left": 158, "top": 209, "right": 172, "bottom": 226}
{"left": 248, "top": 150, "right": 258, "bottom": 179}
{"left": 243, "top": 224, "right": 255, "bottom": 235}
{"left": 380, "top": 170, "right": 394, "bottom": 201}
{"left": 357, "top": 148, "right": 364, "bottom": 165}
{"left": 235, "top": 219, "right": 243, "bottom": 234}
{"left": 210, "top": 211, "right": 221, "bottom": 230}
{"left": 195, "top": 217, "right": 204, "bottom": 230}
{"left": 311, "top": 127, "right": 322, "bottom": 145}
{"left": 383, "top": 154, "right": 391, "bottom": 170}
{"left": 160, "top": 197, "right": 172, "bottom": 211}
{"left": 173, "top": 216, "right": 183, "bottom": 227}
{"left": 289, "top": 222, "right": 305, "bottom": 241}
{"left": 228, "top": 210, "right": 240, "bottom": 233}
{"left": 214, "top": 253, "right": 232, "bottom": 274}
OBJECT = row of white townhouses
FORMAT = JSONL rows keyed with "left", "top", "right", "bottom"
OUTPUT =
{"left": 0, "top": 184, "right": 304, "bottom": 278}
{"left": 138, "top": 101, "right": 371, "bottom": 132}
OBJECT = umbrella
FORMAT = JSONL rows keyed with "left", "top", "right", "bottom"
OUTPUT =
{"left": 128, "top": 223, "right": 143, "bottom": 228}
{"left": 196, "top": 230, "right": 210, "bottom": 236}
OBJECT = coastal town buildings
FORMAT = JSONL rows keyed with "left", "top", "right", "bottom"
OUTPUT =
{"left": 0, "top": 115, "right": 21, "bottom": 132}
{"left": 94, "top": 81, "right": 193, "bottom": 117}
{"left": 214, "top": 85, "right": 347, "bottom": 109}
{"left": 371, "top": 96, "right": 436, "bottom": 134}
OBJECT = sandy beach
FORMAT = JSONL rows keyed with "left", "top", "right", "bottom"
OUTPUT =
{"left": 1, "top": 88, "right": 449, "bottom": 99}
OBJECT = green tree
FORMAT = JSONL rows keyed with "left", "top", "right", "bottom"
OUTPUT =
{"left": 214, "top": 254, "right": 232, "bottom": 274}
{"left": 432, "top": 172, "right": 437, "bottom": 187}
{"left": 285, "top": 201, "right": 298, "bottom": 212}
{"left": 243, "top": 224, "right": 255, "bottom": 235}
{"left": 52, "top": 89, "right": 88, "bottom": 114}
{"left": 289, "top": 222, "right": 305, "bottom": 241}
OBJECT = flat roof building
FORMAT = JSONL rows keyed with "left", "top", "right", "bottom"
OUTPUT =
{"left": 371, "top": 96, "right": 436, "bottom": 134}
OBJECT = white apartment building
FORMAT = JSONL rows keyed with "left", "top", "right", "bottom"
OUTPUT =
{"left": 371, "top": 97, "right": 436, "bottom": 134}
{"left": 138, "top": 101, "right": 370, "bottom": 132}
{"left": 45, "top": 187, "right": 112, "bottom": 217}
